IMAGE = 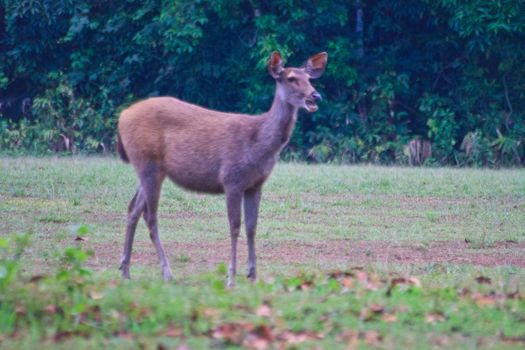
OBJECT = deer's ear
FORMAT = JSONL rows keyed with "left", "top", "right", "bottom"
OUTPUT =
{"left": 304, "top": 52, "right": 328, "bottom": 79}
{"left": 268, "top": 52, "right": 284, "bottom": 79}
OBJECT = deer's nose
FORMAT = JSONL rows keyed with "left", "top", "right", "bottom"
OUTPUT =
{"left": 311, "top": 91, "right": 322, "bottom": 102}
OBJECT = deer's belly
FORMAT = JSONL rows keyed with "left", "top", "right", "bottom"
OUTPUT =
{"left": 165, "top": 156, "right": 224, "bottom": 194}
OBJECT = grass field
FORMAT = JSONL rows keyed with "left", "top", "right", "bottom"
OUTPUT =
{"left": 1, "top": 156, "right": 525, "bottom": 349}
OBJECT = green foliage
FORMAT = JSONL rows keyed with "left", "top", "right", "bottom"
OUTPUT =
{"left": 0, "top": 233, "right": 30, "bottom": 290}
{"left": 0, "top": 0, "right": 524, "bottom": 166}
{"left": 31, "top": 75, "right": 115, "bottom": 152}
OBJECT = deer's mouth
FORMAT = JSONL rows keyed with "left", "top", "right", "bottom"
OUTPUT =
{"left": 304, "top": 99, "right": 318, "bottom": 112}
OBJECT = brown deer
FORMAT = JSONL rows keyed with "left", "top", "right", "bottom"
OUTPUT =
{"left": 116, "top": 51, "right": 328, "bottom": 287}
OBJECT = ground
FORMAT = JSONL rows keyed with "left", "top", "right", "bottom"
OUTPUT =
{"left": 1, "top": 157, "right": 523, "bottom": 278}
{"left": 0, "top": 157, "right": 524, "bottom": 349}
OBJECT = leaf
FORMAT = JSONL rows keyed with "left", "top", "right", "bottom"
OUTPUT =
{"left": 29, "top": 275, "right": 46, "bottom": 283}
{"left": 277, "top": 330, "right": 323, "bottom": 344}
{"left": 88, "top": 290, "right": 104, "bottom": 300}
{"left": 473, "top": 293, "right": 497, "bottom": 307}
{"left": 212, "top": 323, "right": 246, "bottom": 344}
{"left": 391, "top": 276, "right": 421, "bottom": 288}
{"left": 337, "top": 330, "right": 358, "bottom": 350}
{"left": 43, "top": 304, "right": 59, "bottom": 315}
{"left": 426, "top": 312, "right": 446, "bottom": 323}
{"left": 475, "top": 276, "right": 491, "bottom": 285}
{"left": 369, "top": 304, "right": 385, "bottom": 314}
{"left": 500, "top": 332, "right": 525, "bottom": 344}
{"left": 361, "top": 330, "right": 382, "bottom": 346}
{"left": 115, "top": 331, "right": 134, "bottom": 340}
{"left": 54, "top": 331, "right": 80, "bottom": 342}
{"left": 202, "top": 307, "right": 220, "bottom": 319}
{"left": 243, "top": 325, "right": 273, "bottom": 350}
{"left": 256, "top": 304, "right": 272, "bottom": 318}
{"left": 164, "top": 325, "right": 183, "bottom": 337}
{"left": 381, "top": 313, "right": 398, "bottom": 323}
{"left": 15, "top": 305, "right": 27, "bottom": 316}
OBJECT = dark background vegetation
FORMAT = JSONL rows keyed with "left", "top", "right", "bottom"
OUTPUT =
{"left": 0, "top": 0, "right": 524, "bottom": 166}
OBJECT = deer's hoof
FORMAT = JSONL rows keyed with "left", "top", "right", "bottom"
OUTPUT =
{"left": 162, "top": 271, "right": 173, "bottom": 282}
{"left": 119, "top": 265, "right": 131, "bottom": 279}
{"left": 247, "top": 270, "right": 256, "bottom": 282}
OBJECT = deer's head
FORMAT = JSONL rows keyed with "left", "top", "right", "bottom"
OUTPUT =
{"left": 268, "top": 51, "right": 328, "bottom": 113}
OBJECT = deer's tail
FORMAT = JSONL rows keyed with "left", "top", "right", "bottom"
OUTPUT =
{"left": 116, "top": 132, "right": 129, "bottom": 163}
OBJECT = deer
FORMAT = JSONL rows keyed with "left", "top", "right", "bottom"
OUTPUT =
{"left": 116, "top": 51, "right": 328, "bottom": 287}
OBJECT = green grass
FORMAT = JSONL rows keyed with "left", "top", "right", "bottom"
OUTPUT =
{"left": 1, "top": 156, "right": 525, "bottom": 348}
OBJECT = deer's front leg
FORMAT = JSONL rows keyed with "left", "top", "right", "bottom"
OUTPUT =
{"left": 226, "top": 189, "right": 242, "bottom": 288}
{"left": 244, "top": 186, "right": 262, "bottom": 282}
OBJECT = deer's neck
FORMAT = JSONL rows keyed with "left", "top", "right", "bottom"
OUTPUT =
{"left": 260, "top": 86, "right": 298, "bottom": 155}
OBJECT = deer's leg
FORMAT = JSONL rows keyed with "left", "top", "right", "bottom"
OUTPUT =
{"left": 140, "top": 164, "right": 173, "bottom": 281}
{"left": 120, "top": 187, "right": 145, "bottom": 279}
{"left": 244, "top": 186, "right": 262, "bottom": 282}
{"left": 225, "top": 189, "right": 243, "bottom": 288}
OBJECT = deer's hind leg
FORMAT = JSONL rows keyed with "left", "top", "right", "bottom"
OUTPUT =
{"left": 139, "top": 162, "right": 173, "bottom": 281}
{"left": 120, "top": 187, "right": 146, "bottom": 279}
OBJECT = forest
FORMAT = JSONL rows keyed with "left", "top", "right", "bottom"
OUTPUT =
{"left": 0, "top": 0, "right": 524, "bottom": 166}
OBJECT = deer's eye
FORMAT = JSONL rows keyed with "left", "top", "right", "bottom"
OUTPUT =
{"left": 287, "top": 77, "right": 296, "bottom": 83}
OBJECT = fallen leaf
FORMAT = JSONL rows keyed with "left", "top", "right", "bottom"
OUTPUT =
{"left": 300, "top": 280, "right": 314, "bottom": 291}
{"left": 432, "top": 335, "right": 450, "bottom": 347}
{"left": 212, "top": 323, "right": 246, "bottom": 344}
{"left": 337, "top": 330, "right": 358, "bottom": 350}
{"left": 29, "top": 275, "right": 46, "bottom": 283}
{"left": 89, "top": 305, "right": 102, "bottom": 322}
{"left": 369, "top": 304, "right": 384, "bottom": 314}
{"left": 361, "top": 330, "right": 382, "bottom": 346}
{"left": 115, "top": 331, "right": 134, "bottom": 340}
{"left": 356, "top": 271, "right": 368, "bottom": 283}
{"left": 473, "top": 294, "right": 497, "bottom": 307}
{"left": 475, "top": 276, "right": 491, "bottom": 285}
{"left": 381, "top": 313, "right": 397, "bottom": 323}
{"left": 408, "top": 276, "right": 421, "bottom": 287}
{"left": 88, "top": 290, "right": 104, "bottom": 300}
{"left": 243, "top": 325, "right": 273, "bottom": 350}
{"left": 74, "top": 235, "right": 88, "bottom": 242}
{"left": 15, "top": 305, "right": 27, "bottom": 316}
{"left": 277, "top": 330, "right": 323, "bottom": 344}
{"left": 43, "top": 304, "right": 58, "bottom": 315}
{"left": 500, "top": 332, "right": 525, "bottom": 344}
{"left": 164, "top": 325, "right": 183, "bottom": 337}
{"left": 53, "top": 331, "right": 76, "bottom": 342}
{"left": 459, "top": 288, "right": 471, "bottom": 296}
{"left": 426, "top": 312, "right": 446, "bottom": 323}
{"left": 329, "top": 270, "right": 354, "bottom": 279}
{"left": 506, "top": 291, "right": 521, "bottom": 300}
{"left": 256, "top": 304, "right": 272, "bottom": 318}
{"left": 391, "top": 276, "right": 421, "bottom": 288}
{"left": 202, "top": 308, "right": 220, "bottom": 318}
{"left": 243, "top": 336, "right": 270, "bottom": 350}
{"left": 340, "top": 277, "right": 354, "bottom": 288}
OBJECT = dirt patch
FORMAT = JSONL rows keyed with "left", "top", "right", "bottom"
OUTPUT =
{"left": 89, "top": 239, "right": 525, "bottom": 275}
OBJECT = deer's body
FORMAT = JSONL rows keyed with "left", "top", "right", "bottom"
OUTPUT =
{"left": 117, "top": 52, "right": 327, "bottom": 286}
{"left": 119, "top": 96, "right": 294, "bottom": 194}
